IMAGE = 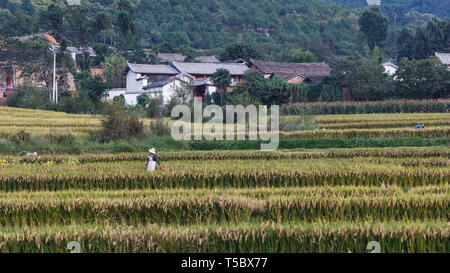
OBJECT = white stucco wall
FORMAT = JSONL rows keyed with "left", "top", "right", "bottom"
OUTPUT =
{"left": 126, "top": 71, "right": 145, "bottom": 93}
{"left": 124, "top": 93, "right": 139, "bottom": 105}
{"left": 146, "top": 75, "right": 194, "bottom": 104}
{"left": 105, "top": 89, "right": 126, "bottom": 101}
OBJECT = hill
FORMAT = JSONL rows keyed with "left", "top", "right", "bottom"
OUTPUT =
{"left": 324, "top": 0, "right": 449, "bottom": 19}
{"left": 1, "top": 0, "right": 363, "bottom": 61}
{"left": 1, "top": 0, "right": 447, "bottom": 62}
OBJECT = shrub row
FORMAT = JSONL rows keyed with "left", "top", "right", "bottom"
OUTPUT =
{"left": 281, "top": 100, "right": 450, "bottom": 115}
{"left": 198, "top": 128, "right": 450, "bottom": 140}
{"left": 320, "top": 120, "right": 450, "bottom": 129}
{"left": 189, "top": 137, "right": 450, "bottom": 150}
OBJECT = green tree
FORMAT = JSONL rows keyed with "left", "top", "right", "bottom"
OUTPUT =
{"left": 397, "top": 27, "right": 414, "bottom": 61}
{"left": 233, "top": 70, "right": 300, "bottom": 105}
{"left": 290, "top": 49, "right": 316, "bottom": 63}
{"left": 327, "top": 54, "right": 395, "bottom": 101}
{"left": 92, "top": 43, "right": 114, "bottom": 66}
{"left": 102, "top": 56, "right": 127, "bottom": 88}
{"left": 220, "top": 43, "right": 263, "bottom": 61}
{"left": 396, "top": 19, "right": 450, "bottom": 60}
{"left": 21, "top": 0, "right": 35, "bottom": 16}
{"left": 75, "top": 71, "right": 108, "bottom": 105}
{"left": 211, "top": 68, "right": 231, "bottom": 104}
{"left": 66, "top": 7, "right": 110, "bottom": 70}
{"left": 396, "top": 57, "right": 450, "bottom": 99}
{"left": 358, "top": 7, "right": 388, "bottom": 50}
{"left": 180, "top": 45, "right": 198, "bottom": 62}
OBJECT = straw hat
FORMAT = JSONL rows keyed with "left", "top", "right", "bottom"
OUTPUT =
{"left": 148, "top": 148, "right": 156, "bottom": 154}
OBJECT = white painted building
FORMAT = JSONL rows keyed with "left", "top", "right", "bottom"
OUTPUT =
{"left": 382, "top": 62, "right": 398, "bottom": 76}
{"left": 66, "top": 47, "right": 96, "bottom": 61}
{"left": 435, "top": 52, "right": 450, "bottom": 71}
{"left": 105, "top": 62, "right": 248, "bottom": 105}
{"left": 119, "top": 63, "right": 179, "bottom": 105}
{"left": 142, "top": 73, "right": 195, "bottom": 104}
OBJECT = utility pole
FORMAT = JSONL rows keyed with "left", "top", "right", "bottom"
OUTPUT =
{"left": 49, "top": 45, "right": 60, "bottom": 103}
{"left": 53, "top": 48, "right": 56, "bottom": 102}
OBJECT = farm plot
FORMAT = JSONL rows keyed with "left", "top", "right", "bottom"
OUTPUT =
{"left": 0, "top": 149, "right": 448, "bottom": 253}
{"left": 1, "top": 107, "right": 449, "bottom": 140}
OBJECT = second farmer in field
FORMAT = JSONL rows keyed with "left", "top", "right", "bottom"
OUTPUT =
{"left": 146, "top": 148, "right": 162, "bottom": 172}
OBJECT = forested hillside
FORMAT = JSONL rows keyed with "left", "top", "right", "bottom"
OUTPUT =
{"left": 324, "top": 0, "right": 449, "bottom": 19}
{"left": 0, "top": 0, "right": 448, "bottom": 62}
{"left": 1, "top": 0, "right": 364, "bottom": 61}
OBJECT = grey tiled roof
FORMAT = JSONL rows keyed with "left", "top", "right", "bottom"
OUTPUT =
{"left": 435, "top": 52, "right": 450, "bottom": 65}
{"left": 250, "top": 59, "right": 331, "bottom": 83}
{"left": 172, "top": 61, "right": 249, "bottom": 75}
{"left": 125, "top": 63, "right": 179, "bottom": 74}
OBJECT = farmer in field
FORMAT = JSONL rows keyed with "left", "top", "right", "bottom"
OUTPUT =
{"left": 146, "top": 148, "right": 162, "bottom": 172}
{"left": 413, "top": 124, "right": 425, "bottom": 129}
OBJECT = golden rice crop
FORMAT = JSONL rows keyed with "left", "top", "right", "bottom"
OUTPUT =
{"left": 0, "top": 222, "right": 447, "bottom": 253}
{"left": 200, "top": 128, "right": 450, "bottom": 140}
{"left": 0, "top": 189, "right": 446, "bottom": 226}
{"left": 0, "top": 169, "right": 447, "bottom": 191}
{"left": 3, "top": 147, "right": 449, "bottom": 164}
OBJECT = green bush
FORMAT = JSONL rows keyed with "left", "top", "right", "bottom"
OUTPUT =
{"left": 98, "top": 102, "right": 145, "bottom": 142}
{"left": 45, "top": 133, "right": 78, "bottom": 145}
{"left": 9, "top": 130, "right": 32, "bottom": 145}
{"left": 5, "top": 84, "right": 51, "bottom": 110}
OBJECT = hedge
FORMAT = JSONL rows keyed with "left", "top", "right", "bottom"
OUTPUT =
{"left": 281, "top": 100, "right": 450, "bottom": 115}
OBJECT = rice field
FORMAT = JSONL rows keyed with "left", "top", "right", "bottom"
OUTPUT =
{"left": 1, "top": 106, "right": 449, "bottom": 140}
{"left": 0, "top": 106, "right": 448, "bottom": 253}
{"left": 0, "top": 148, "right": 448, "bottom": 252}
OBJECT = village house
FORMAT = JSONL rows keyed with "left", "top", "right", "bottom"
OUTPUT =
{"left": 0, "top": 61, "right": 15, "bottom": 98}
{"left": 122, "top": 63, "right": 180, "bottom": 105}
{"left": 1, "top": 33, "right": 60, "bottom": 98}
{"left": 142, "top": 72, "right": 195, "bottom": 103}
{"left": 171, "top": 61, "right": 248, "bottom": 93}
{"left": 1, "top": 33, "right": 98, "bottom": 98}
{"left": 67, "top": 47, "right": 97, "bottom": 61}
{"left": 117, "top": 62, "right": 248, "bottom": 105}
{"left": 435, "top": 52, "right": 450, "bottom": 71}
{"left": 249, "top": 59, "right": 331, "bottom": 84}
